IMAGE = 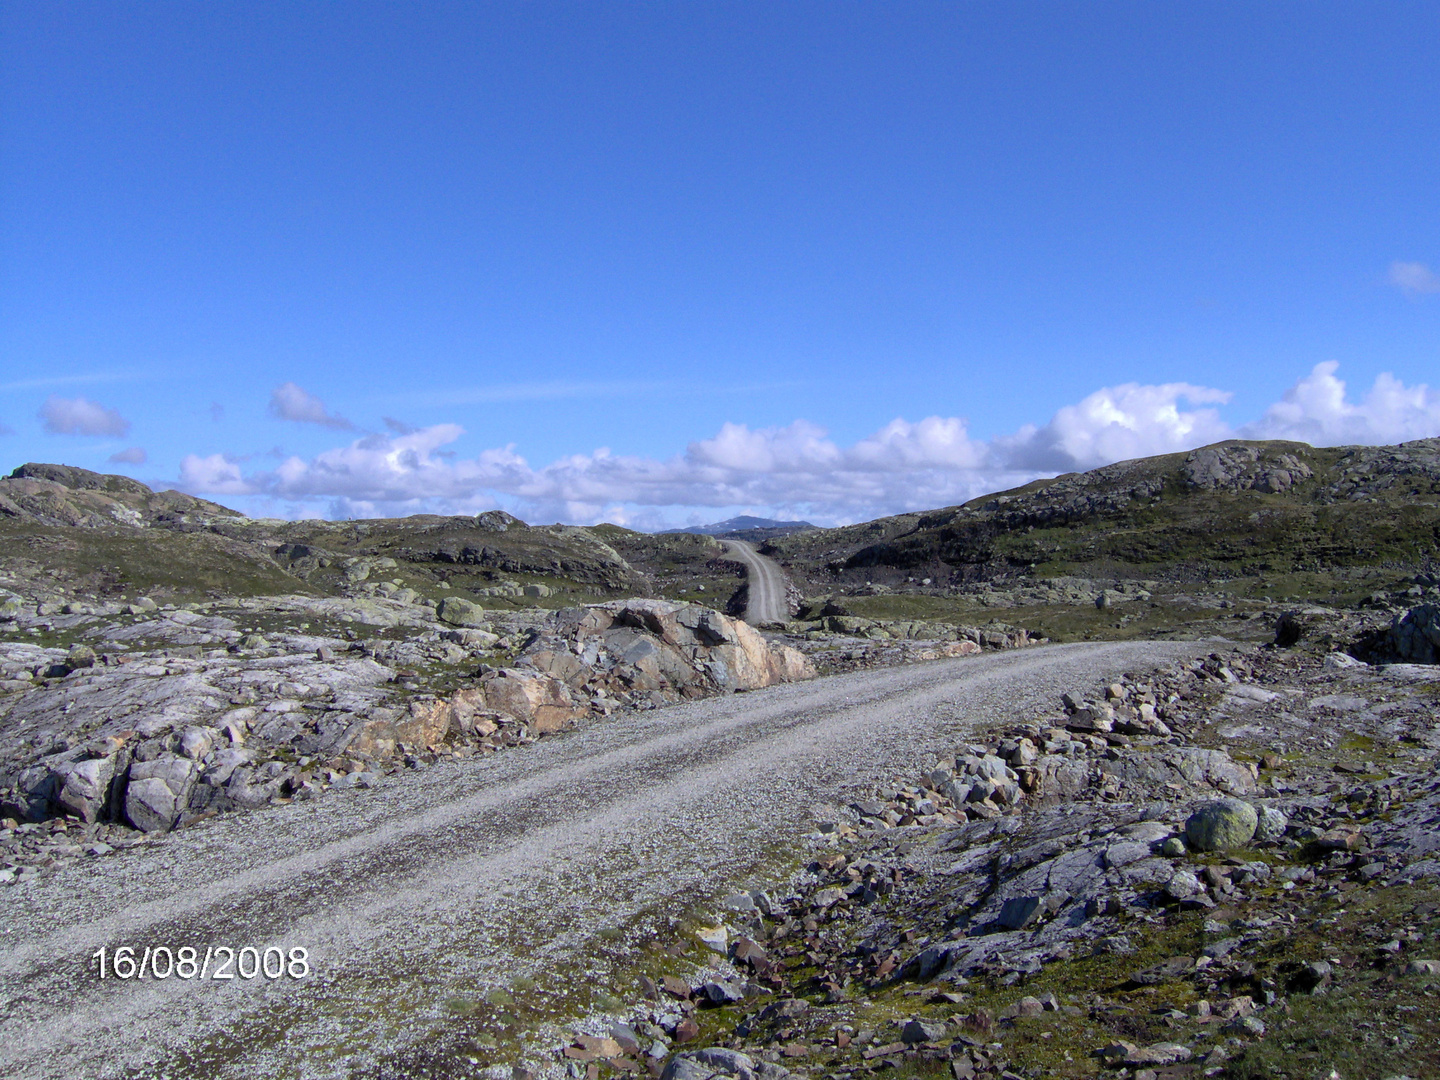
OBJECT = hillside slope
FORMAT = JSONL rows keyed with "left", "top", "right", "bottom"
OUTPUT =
{"left": 770, "top": 439, "right": 1440, "bottom": 583}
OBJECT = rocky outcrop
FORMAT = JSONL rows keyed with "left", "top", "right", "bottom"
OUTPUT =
{"left": 1382, "top": 603, "right": 1440, "bottom": 664}
{"left": 516, "top": 599, "right": 816, "bottom": 707}
{"left": 1182, "top": 444, "right": 1314, "bottom": 494}
{"left": 0, "top": 595, "right": 815, "bottom": 833}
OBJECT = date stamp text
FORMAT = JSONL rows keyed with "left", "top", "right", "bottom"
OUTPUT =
{"left": 91, "top": 945, "right": 311, "bottom": 981}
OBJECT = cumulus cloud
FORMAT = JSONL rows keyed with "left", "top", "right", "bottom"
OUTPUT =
{"left": 107, "top": 447, "right": 147, "bottom": 465}
{"left": 268, "top": 383, "right": 355, "bottom": 430}
{"left": 180, "top": 364, "right": 1440, "bottom": 525}
{"left": 39, "top": 396, "right": 130, "bottom": 437}
{"left": 178, "top": 453, "right": 252, "bottom": 496}
{"left": 997, "top": 382, "right": 1233, "bottom": 471}
{"left": 1240, "top": 361, "right": 1440, "bottom": 446}
{"left": 1389, "top": 261, "right": 1440, "bottom": 296}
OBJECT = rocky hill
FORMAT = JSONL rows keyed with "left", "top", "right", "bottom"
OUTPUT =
{"left": 771, "top": 438, "right": 1440, "bottom": 585}
{"left": 755, "top": 438, "right": 1440, "bottom": 646}
{"left": 0, "top": 463, "right": 743, "bottom": 612}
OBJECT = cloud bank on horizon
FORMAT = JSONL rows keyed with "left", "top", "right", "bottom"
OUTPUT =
{"left": 174, "top": 361, "right": 1440, "bottom": 528}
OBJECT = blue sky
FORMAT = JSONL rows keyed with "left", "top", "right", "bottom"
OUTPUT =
{"left": 3, "top": 2, "right": 1439, "bottom": 526}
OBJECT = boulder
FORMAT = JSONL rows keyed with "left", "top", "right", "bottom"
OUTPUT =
{"left": 996, "top": 896, "right": 1044, "bottom": 929}
{"left": 1185, "top": 799, "right": 1258, "bottom": 851}
{"left": 662, "top": 1049, "right": 775, "bottom": 1080}
{"left": 437, "top": 596, "right": 489, "bottom": 628}
{"left": 1384, "top": 604, "right": 1440, "bottom": 664}
{"left": 1253, "top": 805, "right": 1288, "bottom": 841}
{"left": 901, "top": 1019, "right": 947, "bottom": 1043}
{"left": 1164, "top": 870, "right": 1203, "bottom": 900}
{"left": 475, "top": 669, "right": 587, "bottom": 733}
{"left": 1274, "top": 611, "right": 1312, "bottom": 647}
{"left": 52, "top": 754, "right": 119, "bottom": 823}
{"left": 177, "top": 726, "right": 215, "bottom": 760}
{"left": 125, "top": 756, "right": 198, "bottom": 832}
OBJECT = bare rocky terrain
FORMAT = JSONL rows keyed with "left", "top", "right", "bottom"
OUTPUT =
{"left": 2, "top": 449, "right": 1439, "bottom": 1080}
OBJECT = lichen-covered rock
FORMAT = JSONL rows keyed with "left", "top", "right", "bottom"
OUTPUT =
{"left": 1185, "top": 798, "right": 1258, "bottom": 851}
{"left": 1183, "top": 444, "right": 1313, "bottom": 494}
{"left": 436, "top": 595, "right": 489, "bottom": 627}
{"left": 1164, "top": 869, "right": 1202, "bottom": 899}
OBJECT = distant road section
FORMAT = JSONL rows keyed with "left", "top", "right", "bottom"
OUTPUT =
{"left": 721, "top": 539, "right": 790, "bottom": 626}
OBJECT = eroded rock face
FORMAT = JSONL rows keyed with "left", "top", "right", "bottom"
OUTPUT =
{"left": 468, "top": 670, "right": 588, "bottom": 734}
{"left": 515, "top": 599, "right": 816, "bottom": 707}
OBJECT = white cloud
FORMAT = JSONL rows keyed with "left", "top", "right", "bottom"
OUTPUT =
{"left": 179, "top": 453, "right": 252, "bottom": 496}
{"left": 39, "top": 396, "right": 130, "bottom": 437}
{"left": 107, "top": 447, "right": 147, "bottom": 465}
{"left": 1389, "top": 261, "right": 1440, "bottom": 296}
{"left": 182, "top": 364, "right": 1440, "bottom": 526}
{"left": 997, "top": 382, "right": 1233, "bottom": 471}
{"left": 1240, "top": 361, "right": 1440, "bottom": 446}
{"left": 268, "top": 382, "right": 355, "bottom": 430}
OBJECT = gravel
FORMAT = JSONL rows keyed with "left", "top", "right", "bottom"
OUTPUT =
{"left": 0, "top": 639, "right": 1206, "bottom": 1079}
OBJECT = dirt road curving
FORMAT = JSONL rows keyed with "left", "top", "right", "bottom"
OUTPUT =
{"left": 721, "top": 539, "right": 790, "bottom": 626}
{"left": 1, "top": 639, "right": 1211, "bottom": 1079}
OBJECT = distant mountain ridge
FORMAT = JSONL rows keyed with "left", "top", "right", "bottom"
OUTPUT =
{"left": 663, "top": 516, "right": 816, "bottom": 539}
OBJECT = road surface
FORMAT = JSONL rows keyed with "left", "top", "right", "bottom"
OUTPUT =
{"left": 721, "top": 539, "right": 790, "bottom": 626}
{"left": 1, "top": 639, "right": 1209, "bottom": 1079}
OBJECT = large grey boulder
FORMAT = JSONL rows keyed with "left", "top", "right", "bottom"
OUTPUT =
{"left": 125, "top": 756, "right": 198, "bottom": 832}
{"left": 437, "top": 596, "right": 488, "bottom": 628}
{"left": 1385, "top": 604, "right": 1440, "bottom": 664}
{"left": 1253, "top": 805, "right": 1288, "bottom": 842}
{"left": 1185, "top": 799, "right": 1258, "bottom": 851}
{"left": 53, "top": 755, "right": 118, "bottom": 823}
{"left": 14, "top": 764, "right": 57, "bottom": 822}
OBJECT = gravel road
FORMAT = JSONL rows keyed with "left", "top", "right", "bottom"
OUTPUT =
{"left": 1, "top": 639, "right": 1210, "bottom": 1079}
{"left": 721, "top": 540, "right": 789, "bottom": 626}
